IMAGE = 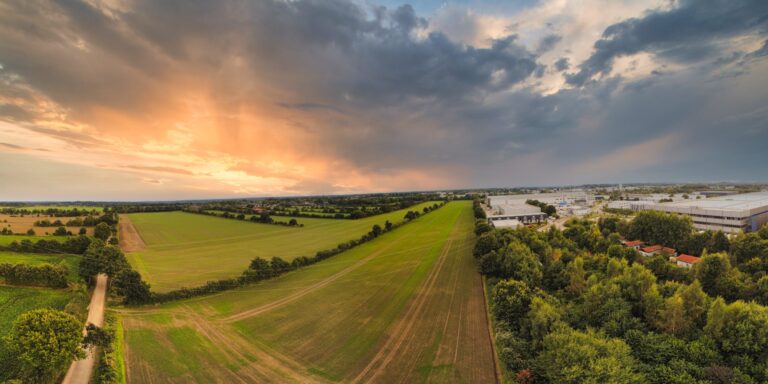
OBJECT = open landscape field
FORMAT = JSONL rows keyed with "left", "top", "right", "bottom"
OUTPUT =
{"left": 120, "top": 201, "right": 497, "bottom": 383}
{"left": 122, "top": 202, "right": 439, "bottom": 292}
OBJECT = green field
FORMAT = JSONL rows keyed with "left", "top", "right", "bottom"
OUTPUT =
{"left": 124, "top": 202, "right": 438, "bottom": 292}
{"left": 0, "top": 251, "right": 81, "bottom": 281}
{"left": 122, "top": 201, "right": 497, "bottom": 383}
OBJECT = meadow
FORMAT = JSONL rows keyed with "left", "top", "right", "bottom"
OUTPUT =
{"left": 121, "top": 201, "right": 497, "bottom": 383}
{"left": 0, "top": 251, "right": 81, "bottom": 281}
{"left": 123, "top": 202, "right": 439, "bottom": 292}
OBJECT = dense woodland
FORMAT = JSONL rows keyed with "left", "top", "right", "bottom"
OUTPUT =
{"left": 473, "top": 199, "right": 768, "bottom": 383}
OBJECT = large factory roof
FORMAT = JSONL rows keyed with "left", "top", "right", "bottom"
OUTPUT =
{"left": 655, "top": 192, "right": 768, "bottom": 211}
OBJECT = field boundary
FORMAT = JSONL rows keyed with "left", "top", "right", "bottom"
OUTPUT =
{"left": 482, "top": 275, "right": 503, "bottom": 384}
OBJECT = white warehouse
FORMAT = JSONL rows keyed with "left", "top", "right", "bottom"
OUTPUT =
{"left": 632, "top": 191, "right": 768, "bottom": 233}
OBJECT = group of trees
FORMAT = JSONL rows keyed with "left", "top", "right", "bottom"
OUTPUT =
{"left": 2, "top": 309, "right": 85, "bottom": 384}
{"left": 194, "top": 193, "right": 444, "bottom": 221}
{"left": 474, "top": 202, "right": 768, "bottom": 383}
{"left": 189, "top": 209, "right": 304, "bottom": 227}
{"left": 0, "top": 207, "right": 101, "bottom": 217}
{"left": 1, "top": 236, "right": 92, "bottom": 255}
{"left": 79, "top": 240, "right": 151, "bottom": 304}
{"left": 0, "top": 263, "right": 69, "bottom": 288}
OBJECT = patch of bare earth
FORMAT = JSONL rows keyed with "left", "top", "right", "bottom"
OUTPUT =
{"left": 119, "top": 214, "right": 146, "bottom": 252}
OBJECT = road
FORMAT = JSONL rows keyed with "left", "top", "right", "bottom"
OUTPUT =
{"left": 62, "top": 273, "right": 108, "bottom": 384}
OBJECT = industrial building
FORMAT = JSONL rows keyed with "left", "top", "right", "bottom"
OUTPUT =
{"left": 632, "top": 191, "right": 768, "bottom": 233}
{"left": 486, "top": 194, "right": 550, "bottom": 226}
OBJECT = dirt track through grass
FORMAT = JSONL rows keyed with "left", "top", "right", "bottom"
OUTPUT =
{"left": 121, "top": 201, "right": 495, "bottom": 383}
{"left": 118, "top": 215, "right": 146, "bottom": 253}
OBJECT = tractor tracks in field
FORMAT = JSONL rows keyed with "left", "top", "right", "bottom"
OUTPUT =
{"left": 352, "top": 217, "right": 461, "bottom": 384}
{"left": 222, "top": 228, "right": 412, "bottom": 323}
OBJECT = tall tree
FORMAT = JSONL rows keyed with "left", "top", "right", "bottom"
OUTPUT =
{"left": 4, "top": 309, "right": 85, "bottom": 383}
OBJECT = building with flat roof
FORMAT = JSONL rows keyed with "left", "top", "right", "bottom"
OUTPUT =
{"left": 632, "top": 191, "right": 768, "bottom": 233}
{"left": 487, "top": 194, "right": 549, "bottom": 225}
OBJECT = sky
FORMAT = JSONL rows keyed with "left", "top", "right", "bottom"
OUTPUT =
{"left": 0, "top": 0, "right": 767, "bottom": 201}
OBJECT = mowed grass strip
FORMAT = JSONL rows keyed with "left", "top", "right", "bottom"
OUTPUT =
{"left": 124, "top": 202, "right": 439, "bottom": 292}
{"left": 121, "top": 201, "right": 479, "bottom": 383}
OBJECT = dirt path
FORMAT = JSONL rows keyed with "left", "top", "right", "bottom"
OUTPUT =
{"left": 352, "top": 212, "right": 497, "bottom": 384}
{"left": 119, "top": 214, "right": 146, "bottom": 252}
{"left": 62, "top": 273, "right": 108, "bottom": 384}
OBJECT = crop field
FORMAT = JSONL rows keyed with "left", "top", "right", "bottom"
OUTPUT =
{"left": 120, "top": 201, "right": 497, "bottom": 383}
{"left": 122, "top": 202, "right": 439, "bottom": 292}
{"left": 0, "top": 214, "right": 95, "bottom": 236}
{"left": 0, "top": 251, "right": 81, "bottom": 281}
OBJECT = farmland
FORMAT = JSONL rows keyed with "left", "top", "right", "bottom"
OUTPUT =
{"left": 121, "top": 201, "right": 497, "bottom": 383}
{"left": 123, "top": 202, "right": 439, "bottom": 292}
{"left": 0, "top": 214, "right": 95, "bottom": 236}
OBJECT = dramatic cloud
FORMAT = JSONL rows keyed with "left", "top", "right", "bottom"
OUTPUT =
{"left": 0, "top": 0, "right": 767, "bottom": 200}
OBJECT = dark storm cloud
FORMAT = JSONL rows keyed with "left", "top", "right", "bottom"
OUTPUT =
{"left": 567, "top": 0, "right": 768, "bottom": 85}
{"left": 0, "top": 0, "right": 767, "bottom": 194}
{"left": 554, "top": 57, "right": 570, "bottom": 71}
{"left": 536, "top": 34, "right": 562, "bottom": 54}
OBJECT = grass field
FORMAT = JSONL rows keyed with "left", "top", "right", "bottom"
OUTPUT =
{"left": 123, "top": 202, "right": 438, "bottom": 292}
{"left": 0, "top": 251, "right": 81, "bottom": 281}
{"left": 121, "top": 201, "right": 497, "bottom": 383}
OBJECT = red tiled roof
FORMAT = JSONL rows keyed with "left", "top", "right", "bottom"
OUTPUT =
{"left": 624, "top": 240, "right": 643, "bottom": 247}
{"left": 641, "top": 245, "right": 662, "bottom": 253}
{"left": 677, "top": 254, "right": 701, "bottom": 264}
{"left": 661, "top": 247, "right": 676, "bottom": 254}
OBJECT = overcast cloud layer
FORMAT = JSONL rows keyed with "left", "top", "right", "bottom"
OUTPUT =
{"left": 0, "top": 0, "right": 767, "bottom": 200}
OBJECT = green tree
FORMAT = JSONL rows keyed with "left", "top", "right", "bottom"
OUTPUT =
{"left": 26, "top": 228, "right": 35, "bottom": 236}
{"left": 505, "top": 241, "right": 542, "bottom": 287}
{"left": 78, "top": 227, "right": 87, "bottom": 235}
{"left": 704, "top": 299, "right": 768, "bottom": 358}
{"left": 565, "top": 257, "right": 587, "bottom": 297}
{"left": 535, "top": 327, "right": 647, "bottom": 384}
{"left": 94, "top": 222, "right": 111, "bottom": 241}
{"left": 4, "top": 309, "right": 85, "bottom": 383}
{"left": 492, "top": 279, "right": 533, "bottom": 331}
{"left": 113, "top": 269, "right": 152, "bottom": 304}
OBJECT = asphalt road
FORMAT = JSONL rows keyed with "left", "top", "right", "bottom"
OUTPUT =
{"left": 62, "top": 273, "right": 108, "bottom": 384}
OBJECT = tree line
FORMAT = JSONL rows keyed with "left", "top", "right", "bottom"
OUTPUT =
{"left": 0, "top": 263, "right": 69, "bottom": 288}
{"left": 185, "top": 209, "right": 303, "bottom": 227}
{"left": 472, "top": 198, "right": 768, "bottom": 383}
